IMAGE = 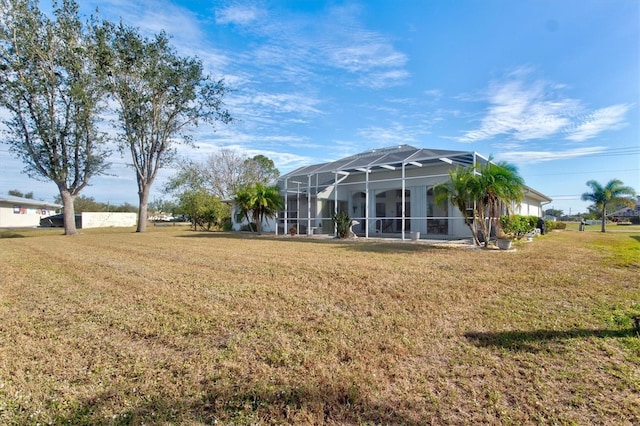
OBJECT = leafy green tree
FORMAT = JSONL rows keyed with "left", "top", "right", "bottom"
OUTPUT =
{"left": 110, "top": 202, "right": 138, "bottom": 213}
{"left": 148, "top": 198, "right": 177, "bottom": 218}
{"left": 178, "top": 189, "right": 229, "bottom": 231}
{"left": 581, "top": 179, "right": 636, "bottom": 232}
{"left": 0, "top": 0, "right": 110, "bottom": 235}
{"left": 54, "top": 194, "right": 137, "bottom": 213}
{"left": 244, "top": 154, "right": 280, "bottom": 186}
{"left": 164, "top": 158, "right": 209, "bottom": 198}
{"left": 544, "top": 208, "right": 564, "bottom": 218}
{"left": 73, "top": 195, "right": 104, "bottom": 213}
{"left": 234, "top": 183, "right": 283, "bottom": 234}
{"left": 97, "top": 22, "right": 232, "bottom": 232}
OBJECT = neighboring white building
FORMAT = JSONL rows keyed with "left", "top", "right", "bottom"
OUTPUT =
{"left": 270, "top": 145, "right": 552, "bottom": 240}
{"left": 0, "top": 195, "right": 62, "bottom": 228}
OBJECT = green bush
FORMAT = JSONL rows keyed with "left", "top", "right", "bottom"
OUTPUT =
{"left": 499, "top": 214, "right": 535, "bottom": 239}
{"left": 331, "top": 211, "right": 352, "bottom": 238}
{"left": 526, "top": 215, "right": 538, "bottom": 230}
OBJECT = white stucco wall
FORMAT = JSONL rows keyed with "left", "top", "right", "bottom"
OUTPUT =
{"left": 230, "top": 206, "right": 277, "bottom": 233}
{"left": 0, "top": 202, "right": 59, "bottom": 228}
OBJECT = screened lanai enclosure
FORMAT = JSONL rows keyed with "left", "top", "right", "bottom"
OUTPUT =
{"left": 275, "top": 145, "right": 551, "bottom": 240}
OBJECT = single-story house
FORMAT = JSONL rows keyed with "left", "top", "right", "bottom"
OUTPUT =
{"left": 607, "top": 196, "right": 640, "bottom": 221}
{"left": 271, "top": 145, "right": 551, "bottom": 240}
{"left": 0, "top": 195, "right": 62, "bottom": 228}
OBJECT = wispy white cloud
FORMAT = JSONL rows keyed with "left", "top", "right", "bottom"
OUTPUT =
{"left": 361, "top": 69, "right": 411, "bottom": 89}
{"left": 357, "top": 122, "right": 431, "bottom": 145}
{"left": 248, "top": 93, "right": 322, "bottom": 115}
{"left": 495, "top": 146, "right": 607, "bottom": 164}
{"left": 565, "top": 104, "right": 630, "bottom": 141}
{"left": 215, "top": 4, "right": 263, "bottom": 26}
{"left": 424, "top": 89, "right": 442, "bottom": 99}
{"left": 187, "top": 138, "right": 314, "bottom": 174}
{"left": 87, "top": 0, "right": 204, "bottom": 45}
{"left": 458, "top": 69, "right": 629, "bottom": 143}
{"left": 326, "top": 34, "right": 407, "bottom": 74}
{"left": 212, "top": 2, "right": 409, "bottom": 89}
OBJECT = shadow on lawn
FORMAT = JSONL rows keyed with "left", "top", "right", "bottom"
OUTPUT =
{"left": 631, "top": 235, "right": 640, "bottom": 243}
{"left": 58, "top": 381, "right": 426, "bottom": 425}
{"left": 465, "top": 328, "right": 638, "bottom": 352}
{"left": 177, "top": 231, "right": 451, "bottom": 253}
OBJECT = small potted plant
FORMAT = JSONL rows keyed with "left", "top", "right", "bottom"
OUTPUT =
{"left": 289, "top": 225, "right": 297, "bottom": 236}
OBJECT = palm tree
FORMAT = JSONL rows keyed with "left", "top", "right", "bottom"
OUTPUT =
{"left": 434, "top": 159, "right": 525, "bottom": 247}
{"left": 477, "top": 161, "right": 525, "bottom": 244}
{"left": 434, "top": 165, "right": 482, "bottom": 246}
{"left": 234, "top": 187, "right": 255, "bottom": 231}
{"left": 234, "top": 183, "right": 283, "bottom": 234}
{"left": 581, "top": 179, "right": 636, "bottom": 233}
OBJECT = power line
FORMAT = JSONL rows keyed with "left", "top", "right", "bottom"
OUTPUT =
{"left": 526, "top": 168, "right": 639, "bottom": 177}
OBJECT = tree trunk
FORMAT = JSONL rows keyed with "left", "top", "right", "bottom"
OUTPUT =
{"left": 136, "top": 185, "right": 151, "bottom": 232}
{"left": 463, "top": 220, "right": 481, "bottom": 246}
{"left": 253, "top": 211, "right": 262, "bottom": 234}
{"left": 601, "top": 205, "right": 607, "bottom": 233}
{"left": 59, "top": 189, "right": 77, "bottom": 236}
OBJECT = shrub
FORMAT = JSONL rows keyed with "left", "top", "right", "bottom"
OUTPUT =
{"left": 331, "top": 211, "right": 352, "bottom": 238}
{"left": 499, "top": 214, "right": 535, "bottom": 239}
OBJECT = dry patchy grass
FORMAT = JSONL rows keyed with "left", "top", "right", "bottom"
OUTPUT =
{"left": 0, "top": 227, "right": 639, "bottom": 424}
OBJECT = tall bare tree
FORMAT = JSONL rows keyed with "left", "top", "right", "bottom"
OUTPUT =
{"left": 200, "top": 149, "right": 248, "bottom": 200}
{"left": 0, "top": 0, "right": 110, "bottom": 235}
{"left": 165, "top": 150, "right": 280, "bottom": 201}
{"left": 97, "top": 23, "right": 232, "bottom": 232}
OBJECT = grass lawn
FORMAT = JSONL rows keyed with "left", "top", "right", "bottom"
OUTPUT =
{"left": 1, "top": 227, "right": 639, "bottom": 424}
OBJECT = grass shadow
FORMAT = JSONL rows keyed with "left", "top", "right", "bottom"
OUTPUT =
{"left": 465, "top": 328, "right": 638, "bottom": 352}
{"left": 177, "top": 231, "right": 463, "bottom": 253}
{"left": 335, "top": 241, "right": 452, "bottom": 254}
{"left": 631, "top": 235, "right": 640, "bottom": 243}
{"left": 55, "top": 380, "right": 426, "bottom": 425}
{"left": 0, "top": 231, "right": 26, "bottom": 238}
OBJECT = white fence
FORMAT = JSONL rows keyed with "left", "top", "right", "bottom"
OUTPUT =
{"left": 81, "top": 212, "right": 137, "bottom": 228}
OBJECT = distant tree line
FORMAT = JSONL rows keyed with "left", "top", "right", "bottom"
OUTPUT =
{"left": 7, "top": 189, "right": 136, "bottom": 213}
{"left": 8, "top": 189, "right": 34, "bottom": 199}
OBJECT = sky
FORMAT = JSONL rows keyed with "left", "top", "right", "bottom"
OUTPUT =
{"left": 1, "top": 0, "right": 639, "bottom": 215}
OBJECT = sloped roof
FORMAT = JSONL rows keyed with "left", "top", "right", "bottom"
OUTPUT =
{"left": 280, "top": 145, "right": 480, "bottom": 183}
{"left": 0, "top": 195, "right": 62, "bottom": 209}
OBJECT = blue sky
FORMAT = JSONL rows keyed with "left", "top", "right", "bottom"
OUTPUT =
{"left": 1, "top": 0, "right": 638, "bottom": 215}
